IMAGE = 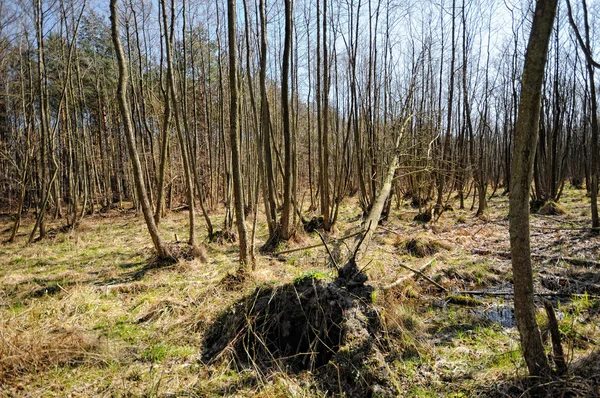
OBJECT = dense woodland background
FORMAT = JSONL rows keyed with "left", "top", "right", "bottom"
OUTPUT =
{"left": 0, "top": 0, "right": 598, "bottom": 254}
{"left": 1, "top": 0, "right": 600, "bottom": 395}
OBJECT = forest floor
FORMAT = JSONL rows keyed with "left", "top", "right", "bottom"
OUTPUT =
{"left": 1, "top": 187, "right": 599, "bottom": 397}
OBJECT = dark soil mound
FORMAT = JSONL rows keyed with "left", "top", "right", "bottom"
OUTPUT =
{"left": 28, "top": 283, "right": 63, "bottom": 298}
{"left": 408, "top": 195, "right": 428, "bottom": 209}
{"left": 404, "top": 238, "right": 440, "bottom": 257}
{"left": 531, "top": 199, "right": 572, "bottom": 215}
{"left": 218, "top": 270, "right": 248, "bottom": 290}
{"left": 209, "top": 230, "right": 237, "bottom": 244}
{"left": 538, "top": 201, "right": 566, "bottom": 216}
{"left": 303, "top": 216, "right": 324, "bottom": 232}
{"left": 413, "top": 211, "right": 432, "bottom": 223}
{"left": 202, "top": 259, "right": 397, "bottom": 397}
{"left": 164, "top": 242, "right": 196, "bottom": 261}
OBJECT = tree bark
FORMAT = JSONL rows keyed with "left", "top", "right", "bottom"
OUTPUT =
{"left": 227, "top": 0, "right": 250, "bottom": 266}
{"left": 509, "top": 0, "right": 557, "bottom": 378}
{"left": 258, "top": 0, "right": 278, "bottom": 239}
{"left": 280, "top": 0, "right": 293, "bottom": 240}
{"left": 110, "top": 0, "right": 170, "bottom": 260}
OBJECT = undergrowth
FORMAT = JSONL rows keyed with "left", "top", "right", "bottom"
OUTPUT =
{"left": 0, "top": 188, "right": 598, "bottom": 396}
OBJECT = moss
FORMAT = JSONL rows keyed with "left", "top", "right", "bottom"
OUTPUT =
{"left": 293, "top": 270, "right": 330, "bottom": 284}
{"left": 538, "top": 201, "right": 567, "bottom": 215}
{"left": 446, "top": 295, "right": 484, "bottom": 307}
{"left": 141, "top": 343, "right": 170, "bottom": 362}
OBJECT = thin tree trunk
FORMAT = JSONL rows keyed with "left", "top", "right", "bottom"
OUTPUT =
{"left": 280, "top": 0, "right": 293, "bottom": 240}
{"left": 509, "top": 0, "right": 557, "bottom": 378}
{"left": 110, "top": 0, "right": 170, "bottom": 260}
{"left": 227, "top": 0, "right": 250, "bottom": 266}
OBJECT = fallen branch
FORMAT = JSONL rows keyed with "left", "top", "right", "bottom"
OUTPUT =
{"left": 470, "top": 248, "right": 600, "bottom": 267}
{"left": 274, "top": 230, "right": 363, "bottom": 256}
{"left": 377, "top": 225, "right": 403, "bottom": 236}
{"left": 456, "top": 290, "right": 600, "bottom": 299}
{"left": 381, "top": 258, "right": 444, "bottom": 291}
{"left": 315, "top": 229, "right": 338, "bottom": 269}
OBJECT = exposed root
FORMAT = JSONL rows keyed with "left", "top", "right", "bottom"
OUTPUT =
{"left": 260, "top": 229, "right": 281, "bottom": 253}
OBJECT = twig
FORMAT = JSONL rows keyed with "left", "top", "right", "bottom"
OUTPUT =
{"left": 315, "top": 229, "right": 338, "bottom": 269}
{"left": 471, "top": 226, "right": 485, "bottom": 238}
{"left": 352, "top": 221, "right": 372, "bottom": 259}
{"left": 377, "top": 225, "right": 402, "bottom": 236}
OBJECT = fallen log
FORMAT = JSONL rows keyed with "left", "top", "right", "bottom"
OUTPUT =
{"left": 471, "top": 248, "right": 600, "bottom": 268}
{"left": 455, "top": 290, "right": 600, "bottom": 299}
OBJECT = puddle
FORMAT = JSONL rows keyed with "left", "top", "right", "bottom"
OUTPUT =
{"left": 423, "top": 291, "right": 565, "bottom": 330}
{"left": 470, "top": 300, "right": 564, "bottom": 328}
{"left": 472, "top": 303, "right": 515, "bottom": 328}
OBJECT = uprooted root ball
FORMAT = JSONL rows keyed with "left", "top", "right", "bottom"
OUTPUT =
{"left": 538, "top": 201, "right": 567, "bottom": 216}
{"left": 530, "top": 199, "right": 567, "bottom": 215}
{"left": 303, "top": 216, "right": 325, "bottom": 232}
{"left": 402, "top": 237, "right": 441, "bottom": 257}
{"left": 201, "top": 260, "right": 398, "bottom": 397}
{"left": 209, "top": 230, "right": 237, "bottom": 244}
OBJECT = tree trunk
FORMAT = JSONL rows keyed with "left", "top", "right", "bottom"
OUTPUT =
{"left": 356, "top": 115, "right": 412, "bottom": 261}
{"left": 280, "top": 0, "right": 293, "bottom": 240}
{"left": 227, "top": 0, "right": 250, "bottom": 266}
{"left": 110, "top": 0, "right": 170, "bottom": 260}
{"left": 509, "top": 0, "right": 557, "bottom": 378}
{"left": 566, "top": 0, "right": 599, "bottom": 230}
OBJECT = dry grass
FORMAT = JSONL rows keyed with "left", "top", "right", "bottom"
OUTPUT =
{"left": 0, "top": 320, "right": 99, "bottom": 383}
{"left": 0, "top": 188, "right": 598, "bottom": 396}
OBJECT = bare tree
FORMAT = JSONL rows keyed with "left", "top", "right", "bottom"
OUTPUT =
{"left": 110, "top": 0, "right": 171, "bottom": 260}
{"left": 227, "top": 0, "right": 250, "bottom": 266}
{"left": 280, "top": 0, "right": 293, "bottom": 240}
{"left": 566, "top": 0, "right": 599, "bottom": 231}
{"left": 509, "top": 0, "right": 557, "bottom": 378}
